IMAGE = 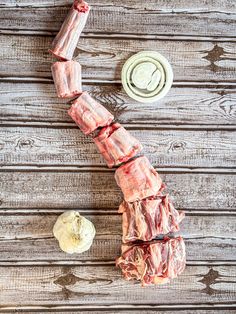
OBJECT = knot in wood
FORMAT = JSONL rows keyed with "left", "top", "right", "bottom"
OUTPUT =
{"left": 54, "top": 273, "right": 78, "bottom": 287}
{"left": 169, "top": 141, "right": 186, "bottom": 151}
{"left": 17, "top": 138, "right": 34, "bottom": 151}
{"left": 199, "top": 268, "right": 219, "bottom": 296}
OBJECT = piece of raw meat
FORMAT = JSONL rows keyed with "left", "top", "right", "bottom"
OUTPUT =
{"left": 115, "top": 156, "right": 162, "bottom": 202}
{"left": 116, "top": 237, "right": 186, "bottom": 286}
{"left": 119, "top": 191, "right": 185, "bottom": 242}
{"left": 93, "top": 122, "right": 143, "bottom": 168}
{"left": 49, "top": 0, "right": 90, "bottom": 60}
{"left": 51, "top": 61, "right": 82, "bottom": 98}
{"left": 68, "top": 92, "right": 114, "bottom": 135}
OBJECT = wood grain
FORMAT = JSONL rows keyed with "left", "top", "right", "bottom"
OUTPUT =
{"left": 0, "top": 211, "right": 235, "bottom": 262}
{"left": 0, "top": 265, "right": 235, "bottom": 305}
{"left": 1, "top": 126, "right": 235, "bottom": 168}
{"left": 0, "top": 1, "right": 235, "bottom": 37}
{"left": 0, "top": 171, "right": 235, "bottom": 210}
{"left": 1, "top": 82, "right": 236, "bottom": 126}
{"left": 0, "top": 35, "right": 235, "bottom": 82}
{"left": 0, "top": 0, "right": 235, "bottom": 311}
{"left": 1, "top": 0, "right": 236, "bottom": 11}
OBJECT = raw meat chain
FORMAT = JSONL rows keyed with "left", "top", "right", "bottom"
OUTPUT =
{"left": 49, "top": 0, "right": 186, "bottom": 286}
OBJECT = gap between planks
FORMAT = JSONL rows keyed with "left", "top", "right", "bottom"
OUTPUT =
{"left": 0, "top": 303, "right": 236, "bottom": 313}
{"left": 1, "top": 29, "right": 236, "bottom": 42}
{"left": 2, "top": 77, "right": 236, "bottom": 86}
{"left": 1, "top": 209, "right": 236, "bottom": 215}
{"left": 1, "top": 121, "right": 236, "bottom": 129}
{"left": 0, "top": 260, "right": 235, "bottom": 267}
{"left": 0, "top": 303, "right": 236, "bottom": 314}
{"left": 1, "top": 166, "right": 236, "bottom": 174}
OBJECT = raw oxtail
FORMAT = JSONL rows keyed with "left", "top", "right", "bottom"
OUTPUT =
{"left": 93, "top": 122, "right": 143, "bottom": 168}
{"left": 68, "top": 92, "right": 114, "bottom": 135}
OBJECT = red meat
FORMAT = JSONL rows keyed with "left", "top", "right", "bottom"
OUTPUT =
{"left": 115, "top": 156, "right": 162, "bottom": 202}
{"left": 49, "top": 0, "right": 90, "bottom": 60}
{"left": 93, "top": 123, "right": 143, "bottom": 168}
{"left": 119, "top": 191, "right": 185, "bottom": 243}
{"left": 51, "top": 61, "right": 82, "bottom": 98}
{"left": 116, "top": 237, "right": 186, "bottom": 286}
{"left": 68, "top": 92, "right": 114, "bottom": 135}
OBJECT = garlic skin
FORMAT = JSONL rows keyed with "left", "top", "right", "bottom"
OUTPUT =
{"left": 53, "top": 210, "right": 96, "bottom": 254}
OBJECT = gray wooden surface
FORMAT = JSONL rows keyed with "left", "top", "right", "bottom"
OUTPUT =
{"left": 0, "top": 0, "right": 236, "bottom": 313}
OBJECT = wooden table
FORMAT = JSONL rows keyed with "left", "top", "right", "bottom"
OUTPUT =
{"left": 0, "top": 1, "right": 236, "bottom": 313}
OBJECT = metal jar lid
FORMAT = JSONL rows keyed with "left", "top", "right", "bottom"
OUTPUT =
{"left": 121, "top": 51, "right": 173, "bottom": 103}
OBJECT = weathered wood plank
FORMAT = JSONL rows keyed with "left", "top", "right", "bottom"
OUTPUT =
{"left": 0, "top": 265, "right": 235, "bottom": 305}
{"left": 0, "top": 171, "right": 235, "bottom": 210}
{"left": 0, "top": 1, "right": 235, "bottom": 37}
{"left": 0, "top": 212, "right": 235, "bottom": 262}
{"left": 76, "top": 38, "right": 236, "bottom": 82}
{"left": 0, "top": 0, "right": 235, "bottom": 310}
{"left": 1, "top": 82, "right": 236, "bottom": 126}
{"left": 1, "top": 0, "right": 235, "bottom": 11}
{"left": 1, "top": 126, "right": 235, "bottom": 168}
{"left": 0, "top": 35, "right": 235, "bottom": 81}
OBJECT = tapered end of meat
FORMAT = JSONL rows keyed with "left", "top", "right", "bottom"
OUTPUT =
{"left": 50, "top": 2, "right": 90, "bottom": 61}
{"left": 51, "top": 61, "right": 82, "bottom": 98}
{"left": 119, "top": 193, "right": 185, "bottom": 243}
{"left": 93, "top": 122, "right": 143, "bottom": 168}
{"left": 74, "top": 0, "right": 90, "bottom": 13}
{"left": 115, "top": 156, "right": 162, "bottom": 202}
{"left": 116, "top": 237, "right": 186, "bottom": 286}
{"left": 49, "top": 49, "right": 68, "bottom": 61}
{"left": 68, "top": 92, "right": 114, "bottom": 135}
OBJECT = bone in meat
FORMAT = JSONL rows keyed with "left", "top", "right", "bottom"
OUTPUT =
{"left": 116, "top": 237, "right": 186, "bottom": 286}
{"left": 49, "top": 0, "right": 90, "bottom": 60}
{"left": 51, "top": 61, "right": 82, "bottom": 98}
{"left": 119, "top": 190, "right": 185, "bottom": 242}
{"left": 93, "top": 122, "right": 143, "bottom": 168}
{"left": 115, "top": 156, "right": 162, "bottom": 202}
{"left": 68, "top": 92, "right": 114, "bottom": 135}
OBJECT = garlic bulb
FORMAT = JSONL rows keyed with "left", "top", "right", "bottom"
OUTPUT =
{"left": 53, "top": 210, "right": 96, "bottom": 254}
